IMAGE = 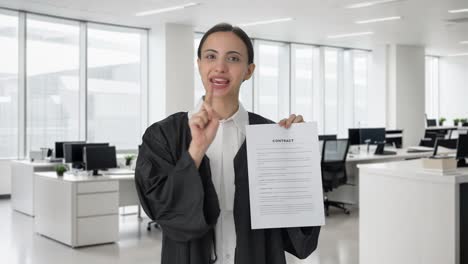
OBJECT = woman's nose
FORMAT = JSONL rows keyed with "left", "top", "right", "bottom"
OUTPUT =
{"left": 214, "top": 59, "right": 228, "bottom": 73}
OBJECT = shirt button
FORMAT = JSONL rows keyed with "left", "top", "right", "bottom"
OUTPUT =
{"left": 226, "top": 254, "right": 231, "bottom": 259}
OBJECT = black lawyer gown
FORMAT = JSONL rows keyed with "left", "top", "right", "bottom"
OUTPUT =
{"left": 135, "top": 111, "right": 321, "bottom": 264}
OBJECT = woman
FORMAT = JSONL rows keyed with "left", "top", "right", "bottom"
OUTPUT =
{"left": 135, "top": 23, "right": 321, "bottom": 264}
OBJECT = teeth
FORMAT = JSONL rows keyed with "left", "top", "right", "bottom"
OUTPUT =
{"left": 212, "top": 78, "right": 229, "bottom": 84}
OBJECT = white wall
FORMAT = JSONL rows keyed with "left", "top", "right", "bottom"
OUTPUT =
{"left": 0, "top": 160, "right": 12, "bottom": 195}
{"left": 148, "top": 24, "right": 166, "bottom": 125}
{"left": 439, "top": 57, "right": 468, "bottom": 123}
{"left": 387, "top": 45, "right": 425, "bottom": 147}
{"left": 148, "top": 23, "right": 195, "bottom": 125}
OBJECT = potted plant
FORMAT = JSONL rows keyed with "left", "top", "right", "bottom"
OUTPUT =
{"left": 124, "top": 154, "right": 136, "bottom": 167}
{"left": 55, "top": 164, "right": 68, "bottom": 176}
{"left": 454, "top": 118, "right": 461, "bottom": 126}
{"left": 438, "top": 117, "right": 446, "bottom": 126}
{"left": 461, "top": 118, "right": 468, "bottom": 126}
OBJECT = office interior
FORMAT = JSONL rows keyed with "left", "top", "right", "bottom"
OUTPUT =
{"left": 1, "top": 0, "right": 468, "bottom": 263}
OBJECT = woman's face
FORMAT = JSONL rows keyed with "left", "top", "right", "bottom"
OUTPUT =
{"left": 197, "top": 31, "right": 255, "bottom": 100}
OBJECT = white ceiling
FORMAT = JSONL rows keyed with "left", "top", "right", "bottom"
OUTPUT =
{"left": 1, "top": 0, "right": 468, "bottom": 56}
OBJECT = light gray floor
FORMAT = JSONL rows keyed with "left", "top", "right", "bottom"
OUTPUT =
{"left": 0, "top": 199, "right": 358, "bottom": 264}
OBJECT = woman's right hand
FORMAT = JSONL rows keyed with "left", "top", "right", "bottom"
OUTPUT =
{"left": 188, "top": 87, "right": 220, "bottom": 167}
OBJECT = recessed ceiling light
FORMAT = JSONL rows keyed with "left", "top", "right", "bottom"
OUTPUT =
{"left": 238, "top": 18, "right": 294, "bottom": 27}
{"left": 460, "top": 41, "right": 468, "bottom": 44}
{"left": 346, "top": 0, "right": 403, "bottom": 9}
{"left": 327, "top": 32, "right": 374, "bottom": 39}
{"left": 136, "top": 2, "right": 199, "bottom": 16}
{"left": 448, "top": 8, "right": 468, "bottom": 14}
{"left": 447, "top": 53, "right": 468, "bottom": 57}
{"left": 355, "top": 16, "right": 402, "bottom": 24}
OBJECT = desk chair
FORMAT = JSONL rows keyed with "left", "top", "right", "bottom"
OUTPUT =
{"left": 420, "top": 131, "right": 445, "bottom": 147}
{"left": 319, "top": 135, "right": 337, "bottom": 154}
{"left": 321, "top": 139, "right": 350, "bottom": 216}
{"left": 433, "top": 138, "right": 458, "bottom": 156}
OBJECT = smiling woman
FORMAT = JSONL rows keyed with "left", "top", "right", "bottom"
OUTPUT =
{"left": 135, "top": 23, "right": 320, "bottom": 264}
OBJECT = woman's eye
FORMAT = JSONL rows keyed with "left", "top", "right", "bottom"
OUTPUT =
{"left": 228, "top": 56, "right": 240, "bottom": 62}
{"left": 205, "top": 54, "right": 216, "bottom": 60}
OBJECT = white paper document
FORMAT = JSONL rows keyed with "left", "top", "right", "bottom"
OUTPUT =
{"left": 245, "top": 122, "right": 325, "bottom": 229}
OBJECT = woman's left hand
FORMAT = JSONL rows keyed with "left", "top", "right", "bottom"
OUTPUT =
{"left": 278, "top": 114, "right": 304, "bottom": 129}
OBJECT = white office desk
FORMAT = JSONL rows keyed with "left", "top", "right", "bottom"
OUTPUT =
{"left": 11, "top": 160, "right": 57, "bottom": 216}
{"left": 34, "top": 171, "right": 139, "bottom": 248}
{"left": 358, "top": 159, "right": 468, "bottom": 264}
{"left": 327, "top": 147, "right": 441, "bottom": 205}
{"left": 347, "top": 147, "right": 435, "bottom": 163}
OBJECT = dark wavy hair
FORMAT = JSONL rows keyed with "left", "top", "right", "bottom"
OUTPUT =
{"left": 197, "top": 23, "right": 254, "bottom": 65}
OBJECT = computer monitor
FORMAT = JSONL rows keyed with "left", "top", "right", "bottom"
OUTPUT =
{"left": 360, "top": 128, "right": 386, "bottom": 144}
{"left": 319, "top": 134, "right": 337, "bottom": 141}
{"left": 348, "top": 129, "right": 361, "bottom": 145}
{"left": 55, "top": 141, "right": 85, "bottom": 158}
{"left": 427, "top": 119, "right": 437, "bottom": 127}
{"left": 84, "top": 146, "right": 117, "bottom": 175}
{"left": 457, "top": 135, "right": 468, "bottom": 167}
{"left": 64, "top": 143, "right": 109, "bottom": 168}
{"left": 433, "top": 138, "right": 458, "bottom": 156}
{"left": 348, "top": 128, "right": 386, "bottom": 145}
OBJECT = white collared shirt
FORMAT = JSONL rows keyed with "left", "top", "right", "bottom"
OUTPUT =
{"left": 188, "top": 98, "right": 248, "bottom": 264}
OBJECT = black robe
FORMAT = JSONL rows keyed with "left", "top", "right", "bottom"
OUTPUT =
{"left": 135, "top": 111, "right": 321, "bottom": 264}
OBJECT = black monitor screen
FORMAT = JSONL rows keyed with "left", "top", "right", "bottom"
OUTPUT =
{"left": 360, "top": 128, "right": 386, "bottom": 144}
{"left": 84, "top": 146, "right": 117, "bottom": 174}
{"left": 319, "top": 134, "right": 337, "bottom": 141}
{"left": 348, "top": 129, "right": 361, "bottom": 145}
{"left": 55, "top": 141, "right": 85, "bottom": 158}
{"left": 64, "top": 143, "right": 109, "bottom": 164}
{"left": 348, "top": 128, "right": 386, "bottom": 145}
{"left": 457, "top": 135, "right": 468, "bottom": 160}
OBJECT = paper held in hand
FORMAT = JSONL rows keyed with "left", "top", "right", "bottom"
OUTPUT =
{"left": 246, "top": 122, "right": 325, "bottom": 229}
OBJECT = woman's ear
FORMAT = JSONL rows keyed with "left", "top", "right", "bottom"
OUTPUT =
{"left": 243, "top": 63, "right": 256, "bottom": 81}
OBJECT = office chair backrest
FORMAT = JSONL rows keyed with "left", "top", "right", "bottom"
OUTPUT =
{"left": 424, "top": 130, "right": 445, "bottom": 139}
{"left": 322, "top": 139, "right": 350, "bottom": 163}
{"left": 420, "top": 131, "right": 446, "bottom": 147}
{"left": 433, "top": 138, "right": 458, "bottom": 156}
{"left": 321, "top": 139, "right": 349, "bottom": 191}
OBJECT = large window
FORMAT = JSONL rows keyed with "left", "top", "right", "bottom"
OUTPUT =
{"left": 0, "top": 11, "right": 18, "bottom": 158}
{"left": 254, "top": 41, "right": 290, "bottom": 121}
{"left": 0, "top": 8, "right": 148, "bottom": 158}
{"left": 87, "top": 24, "right": 146, "bottom": 150}
{"left": 26, "top": 15, "right": 80, "bottom": 151}
{"left": 425, "top": 56, "right": 439, "bottom": 119}
{"left": 291, "top": 44, "right": 316, "bottom": 123}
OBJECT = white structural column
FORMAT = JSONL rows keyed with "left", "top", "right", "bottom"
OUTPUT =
{"left": 386, "top": 44, "right": 425, "bottom": 147}
{"left": 367, "top": 45, "right": 387, "bottom": 128}
{"left": 148, "top": 23, "right": 195, "bottom": 124}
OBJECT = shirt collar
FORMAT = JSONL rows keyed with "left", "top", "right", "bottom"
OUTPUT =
{"left": 188, "top": 97, "right": 249, "bottom": 135}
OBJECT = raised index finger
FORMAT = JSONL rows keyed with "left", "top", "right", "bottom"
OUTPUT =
{"left": 204, "top": 86, "right": 213, "bottom": 106}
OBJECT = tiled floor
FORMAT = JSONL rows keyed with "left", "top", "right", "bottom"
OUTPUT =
{"left": 0, "top": 199, "right": 358, "bottom": 264}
